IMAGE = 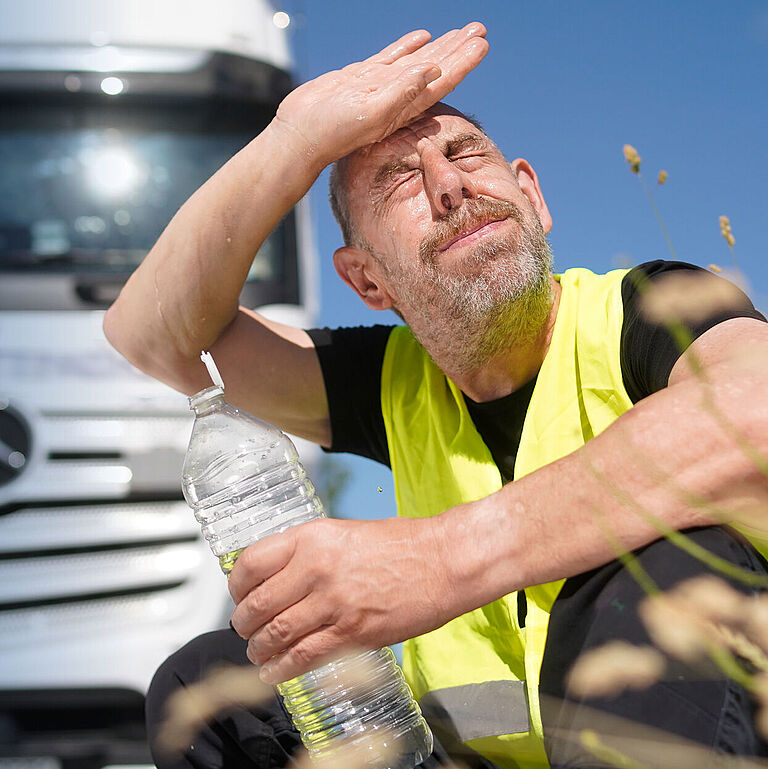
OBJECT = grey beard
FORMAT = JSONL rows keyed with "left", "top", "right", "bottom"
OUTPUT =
{"left": 390, "top": 215, "right": 555, "bottom": 376}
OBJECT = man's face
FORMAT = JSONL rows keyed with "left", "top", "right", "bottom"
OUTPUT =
{"left": 342, "top": 106, "right": 552, "bottom": 325}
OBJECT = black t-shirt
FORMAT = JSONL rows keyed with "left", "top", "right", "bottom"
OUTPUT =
{"left": 308, "top": 261, "right": 765, "bottom": 483}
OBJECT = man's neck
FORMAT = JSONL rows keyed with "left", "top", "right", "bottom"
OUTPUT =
{"left": 417, "top": 275, "right": 562, "bottom": 403}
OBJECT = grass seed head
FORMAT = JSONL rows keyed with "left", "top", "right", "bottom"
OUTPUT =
{"left": 719, "top": 215, "right": 736, "bottom": 247}
{"left": 640, "top": 269, "right": 746, "bottom": 325}
{"left": 623, "top": 144, "right": 642, "bottom": 173}
{"left": 567, "top": 640, "right": 665, "bottom": 698}
{"left": 156, "top": 663, "right": 274, "bottom": 756}
{"left": 657, "top": 169, "right": 668, "bottom": 185}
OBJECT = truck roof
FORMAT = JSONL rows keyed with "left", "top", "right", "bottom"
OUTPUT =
{"left": 0, "top": 0, "right": 291, "bottom": 71}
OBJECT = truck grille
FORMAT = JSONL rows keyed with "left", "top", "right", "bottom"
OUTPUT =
{"left": 0, "top": 391, "right": 235, "bottom": 694}
{"left": 0, "top": 500, "right": 228, "bottom": 693}
{"left": 0, "top": 500, "right": 212, "bottom": 629}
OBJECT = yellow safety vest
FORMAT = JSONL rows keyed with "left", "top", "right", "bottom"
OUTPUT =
{"left": 381, "top": 267, "right": 634, "bottom": 768}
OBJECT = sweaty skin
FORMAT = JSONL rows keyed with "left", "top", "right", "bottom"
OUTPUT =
{"left": 104, "top": 24, "right": 768, "bottom": 685}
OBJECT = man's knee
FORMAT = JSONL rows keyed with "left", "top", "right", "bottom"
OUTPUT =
{"left": 146, "top": 628, "right": 249, "bottom": 728}
{"left": 541, "top": 527, "right": 768, "bottom": 765}
{"left": 145, "top": 628, "right": 248, "bottom": 754}
{"left": 145, "top": 628, "right": 302, "bottom": 768}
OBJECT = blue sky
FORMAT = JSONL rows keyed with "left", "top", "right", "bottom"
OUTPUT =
{"left": 282, "top": 0, "right": 768, "bottom": 518}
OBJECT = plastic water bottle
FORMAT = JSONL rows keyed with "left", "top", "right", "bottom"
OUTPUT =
{"left": 181, "top": 380, "right": 433, "bottom": 768}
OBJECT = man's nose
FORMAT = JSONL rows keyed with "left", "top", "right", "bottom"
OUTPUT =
{"left": 421, "top": 148, "right": 477, "bottom": 217}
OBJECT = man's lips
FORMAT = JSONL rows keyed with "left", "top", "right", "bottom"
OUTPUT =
{"left": 438, "top": 217, "right": 510, "bottom": 252}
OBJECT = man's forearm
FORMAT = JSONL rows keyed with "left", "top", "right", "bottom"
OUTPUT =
{"left": 103, "top": 122, "right": 319, "bottom": 380}
{"left": 439, "top": 329, "right": 768, "bottom": 610}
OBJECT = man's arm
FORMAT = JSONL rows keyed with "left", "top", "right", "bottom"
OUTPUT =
{"left": 228, "top": 317, "right": 768, "bottom": 683}
{"left": 103, "top": 24, "right": 489, "bottom": 444}
{"left": 443, "top": 316, "right": 768, "bottom": 606}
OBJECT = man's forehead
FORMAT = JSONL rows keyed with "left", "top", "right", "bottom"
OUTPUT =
{"left": 347, "top": 105, "right": 484, "bottom": 179}
{"left": 390, "top": 103, "right": 472, "bottom": 140}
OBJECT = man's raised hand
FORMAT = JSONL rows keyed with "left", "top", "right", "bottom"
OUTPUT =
{"left": 272, "top": 23, "right": 488, "bottom": 171}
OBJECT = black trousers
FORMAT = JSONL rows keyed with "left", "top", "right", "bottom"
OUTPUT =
{"left": 146, "top": 527, "right": 768, "bottom": 769}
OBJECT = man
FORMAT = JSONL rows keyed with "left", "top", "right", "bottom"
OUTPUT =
{"left": 104, "top": 23, "right": 768, "bottom": 768}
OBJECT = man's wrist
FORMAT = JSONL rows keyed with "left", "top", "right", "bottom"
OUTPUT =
{"left": 436, "top": 490, "right": 530, "bottom": 614}
{"left": 261, "top": 116, "right": 329, "bottom": 182}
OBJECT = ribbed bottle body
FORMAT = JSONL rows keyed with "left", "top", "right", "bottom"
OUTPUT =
{"left": 278, "top": 648, "right": 433, "bottom": 767}
{"left": 185, "top": 445, "right": 324, "bottom": 571}
{"left": 182, "top": 388, "right": 432, "bottom": 767}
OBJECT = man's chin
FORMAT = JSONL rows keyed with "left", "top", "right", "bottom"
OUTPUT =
{"left": 435, "top": 246, "right": 525, "bottom": 285}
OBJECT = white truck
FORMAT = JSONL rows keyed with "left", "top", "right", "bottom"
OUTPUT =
{"left": 0, "top": 1, "right": 317, "bottom": 766}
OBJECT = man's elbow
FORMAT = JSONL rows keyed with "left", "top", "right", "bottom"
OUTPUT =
{"left": 103, "top": 298, "right": 155, "bottom": 377}
{"left": 103, "top": 299, "right": 130, "bottom": 360}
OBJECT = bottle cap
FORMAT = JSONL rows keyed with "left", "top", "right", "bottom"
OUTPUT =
{"left": 200, "top": 351, "right": 225, "bottom": 390}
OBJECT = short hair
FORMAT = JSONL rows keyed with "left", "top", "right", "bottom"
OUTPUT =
{"left": 328, "top": 112, "right": 487, "bottom": 249}
{"left": 328, "top": 157, "right": 359, "bottom": 247}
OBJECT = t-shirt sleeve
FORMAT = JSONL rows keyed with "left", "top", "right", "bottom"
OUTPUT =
{"left": 306, "top": 324, "right": 394, "bottom": 467}
{"left": 620, "top": 260, "right": 766, "bottom": 403}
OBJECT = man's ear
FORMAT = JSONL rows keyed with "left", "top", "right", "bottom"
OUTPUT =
{"left": 333, "top": 246, "right": 394, "bottom": 311}
{"left": 510, "top": 158, "right": 553, "bottom": 234}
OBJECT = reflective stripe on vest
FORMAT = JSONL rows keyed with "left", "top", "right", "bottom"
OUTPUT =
{"left": 420, "top": 680, "right": 530, "bottom": 742}
{"left": 381, "top": 268, "right": 634, "bottom": 769}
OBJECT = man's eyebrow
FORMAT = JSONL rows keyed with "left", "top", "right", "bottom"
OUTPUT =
{"left": 371, "top": 158, "right": 414, "bottom": 191}
{"left": 443, "top": 132, "right": 492, "bottom": 156}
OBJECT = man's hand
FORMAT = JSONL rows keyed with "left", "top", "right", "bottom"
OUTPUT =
{"left": 272, "top": 23, "right": 489, "bottom": 172}
{"left": 228, "top": 516, "right": 456, "bottom": 683}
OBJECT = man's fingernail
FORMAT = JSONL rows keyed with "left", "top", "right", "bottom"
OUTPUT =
{"left": 259, "top": 664, "right": 276, "bottom": 684}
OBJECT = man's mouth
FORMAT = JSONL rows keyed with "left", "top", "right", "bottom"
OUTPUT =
{"left": 438, "top": 217, "right": 510, "bottom": 252}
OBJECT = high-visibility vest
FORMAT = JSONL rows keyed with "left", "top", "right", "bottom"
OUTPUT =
{"left": 381, "top": 267, "right": 634, "bottom": 768}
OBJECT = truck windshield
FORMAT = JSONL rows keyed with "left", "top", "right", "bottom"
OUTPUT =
{"left": 0, "top": 98, "right": 297, "bottom": 305}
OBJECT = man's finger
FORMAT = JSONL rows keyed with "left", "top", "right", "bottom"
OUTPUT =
{"left": 378, "top": 35, "right": 488, "bottom": 125}
{"left": 227, "top": 531, "right": 296, "bottom": 604}
{"left": 399, "top": 22, "right": 486, "bottom": 69}
{"left": 246, "top": 597, "right": 330, "bottom": 665}
{"left": 230, "top": 569, "right": 311, "bottom": 640}
{"left": 410, "top": 36, "right": 489, "bottom": 108}
{"left": 368, "top": 28, "right": 431, "bottom": 65}
{"left": 258, "top": 628, "right": 350, "bottom": 684}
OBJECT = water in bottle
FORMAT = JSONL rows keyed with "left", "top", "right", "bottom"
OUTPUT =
{"left": 182, "top": 383, "right": 433, "bottom": 768}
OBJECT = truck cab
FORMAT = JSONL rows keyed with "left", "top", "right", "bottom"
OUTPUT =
{"left": 0, "top": 2, "right": 316, "bottom": 766}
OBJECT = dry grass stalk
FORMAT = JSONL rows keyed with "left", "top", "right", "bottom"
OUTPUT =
{"left": 639, "top": 592, "right": 728, "bottom": 664}
{"left": 623, "top": 144, "right": 642, "bottom": 173}
{"left": 718, "top": 624, "right": 768, "bottom": 673}
{"left": 292, "top": 730, "right": 405, "bottom": 769}
{"left": 639, "top": 575, "right": 768, "bottom": 673}
{"left": 579, "top": 729, "right": 653, "bottom": 769}
{"left": 543, "top": 692, "right": 768, "bottom": 768}
{"left": 720, "top": 215, "right": 736, "bottom": 247}
{"left": 156, "top": 663, "right": 273, "bottom": 755}
{"left": 752, "top": 673, "right": 768, "bottom": 738}
{"left": 639, "top": 269, "right": 746, "bottom": 324}
{"left": 567, "top": 640, "right": 665, "bottom": 698}
{"left": 745, "top": 594, "right": 768, "bottom": 655}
